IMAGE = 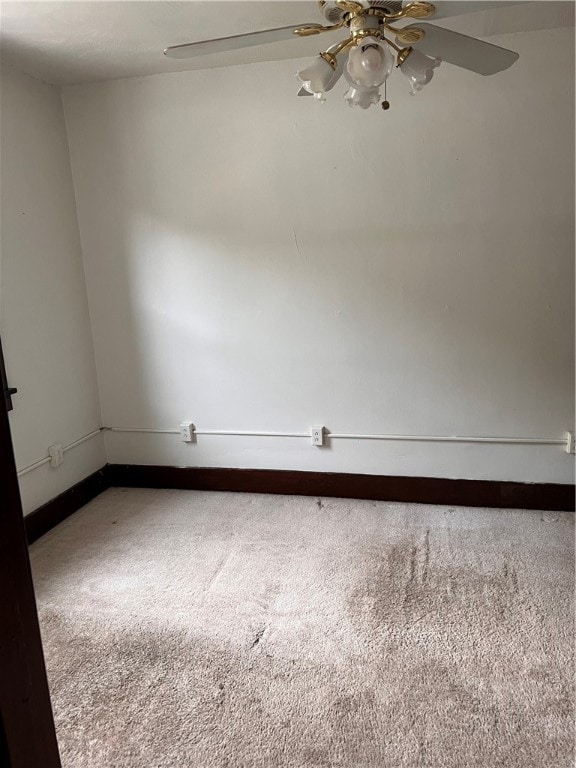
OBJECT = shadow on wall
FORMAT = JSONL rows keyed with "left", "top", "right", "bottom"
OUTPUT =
{"left": 66, "top": 33, "right": 575, "bottom": 436}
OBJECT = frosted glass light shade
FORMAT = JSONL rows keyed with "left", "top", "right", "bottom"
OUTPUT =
{"left": 296, "top": 56, "right": 337, "bottom": 97}
{"left": 400, "top": 49, "right": 441, "bottom": 93}
{"left": 346, "top": 37, "right": 394, "bottom": 88}
{"left": 344, "top": 86, "right": 381, "bottom": 110}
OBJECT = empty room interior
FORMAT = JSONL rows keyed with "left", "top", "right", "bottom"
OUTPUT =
{"left": 0, "top": 1, "right": 575, "bottom": 766}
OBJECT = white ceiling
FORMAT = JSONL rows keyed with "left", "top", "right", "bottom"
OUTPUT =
{"left": 0, "top": 0, "right": 573, "bottom": 86}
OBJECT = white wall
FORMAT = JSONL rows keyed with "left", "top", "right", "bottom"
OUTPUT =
{"left": 63, "top": 27, "right": 575, "bottom": 484}
{"left": 0, "top": 68, "right": 105, "bottom": 514}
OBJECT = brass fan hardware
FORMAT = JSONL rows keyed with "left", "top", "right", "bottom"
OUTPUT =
{"left": 293, "top": 23, "right": 345, "bottom": 36}
{"left": 394, "top": 27, "right": 426, "bottom": 44}
{"left": 395, "top": 46, "right": 413, "bottom": 66}
{"left": 293, "top": 26, "right": 323, "bottom": 36}
{"left": 297, "top": 1, "right": 435, "bottom": 37}
{"left": 334, "top": 1, "right": 365, "bottom": 13}
{"left": 403, "top": 2, "right": 436, "bottom": 19}
{"left": 319, "top": 51, "right": 338, "bottom": 69}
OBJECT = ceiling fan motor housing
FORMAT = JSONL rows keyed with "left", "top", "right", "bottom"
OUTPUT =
{"left": 320, "top": 1, "right": 403, "bottom": 24}
{"left": 349, "top": 14, "right": 385, "bottom": 38}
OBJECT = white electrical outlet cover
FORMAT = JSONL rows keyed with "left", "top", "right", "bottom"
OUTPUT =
{"left": 311, "top": 426, "right": 324, "bottom": 446}
{"left": 179, "top": 422, "right": 195, "bottom": 442}
{"left": 48, "top": 443, "right": 64, "bottom": 468}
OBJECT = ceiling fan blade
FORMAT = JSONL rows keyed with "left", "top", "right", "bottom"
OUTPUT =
{"left": 404, "top": 23, "right": 519, "bottom": 75}
{"left": 429, "top": 2, "right": 524, "bottom": 21}
{"left": 164, "top": 24, "right": 324, "bottom": 59}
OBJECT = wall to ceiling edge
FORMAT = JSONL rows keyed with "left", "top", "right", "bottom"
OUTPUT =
{"left": 54, "top": 25, "right": 573, "bottom": 485}
{"left": 0, "top": 68, "right": 105, "bottom": 514}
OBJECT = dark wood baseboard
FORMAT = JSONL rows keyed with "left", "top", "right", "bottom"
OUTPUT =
{"left": 24, "top": 467, "right": 110, "bottom": 545}
{"left": 106, "top": 464, "right": 575, "bottom": 512}
{"left": 23, "top": 464, "right": 574, "bottom": 545}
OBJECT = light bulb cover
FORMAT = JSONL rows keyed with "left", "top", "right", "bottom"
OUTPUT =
{"left": 346, "top": 37, "right": 394, "bottom": 88}
{"left": 296, "top": 54, "right": 342, "bottom": 97}
{"left": 344, "top": 85, "right": 381, "bottom": 110}
{"left": 399, "top": 48, "right": 441, "bottom": 93}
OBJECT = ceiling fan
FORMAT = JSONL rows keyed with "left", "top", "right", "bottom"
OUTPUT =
{"left": 164, "top": 1, "right": 520, "bottom": 111}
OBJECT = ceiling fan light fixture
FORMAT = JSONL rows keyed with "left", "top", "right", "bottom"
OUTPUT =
{"left": 346, "top": 37, "right": 394, "bottom": 88}
{"left": 296, "top": 54, "right": 338, "bottom": 97}
{"left": 399, "top": 47, "right": 441, "bottom": 93}
{"left": 165, "top": 2, "right": 520, "bottom": 114}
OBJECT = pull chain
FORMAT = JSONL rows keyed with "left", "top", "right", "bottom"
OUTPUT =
{"left": 382, "top": 79, "right": 390, "bottom": 111}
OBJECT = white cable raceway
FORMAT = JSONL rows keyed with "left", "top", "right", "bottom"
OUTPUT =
{"left": 17, "top": 425, "right": 570, "bottom": 477}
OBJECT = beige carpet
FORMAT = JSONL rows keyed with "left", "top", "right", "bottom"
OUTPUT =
{"left": 30, "top": 488, "right": 574, "bottom": 767}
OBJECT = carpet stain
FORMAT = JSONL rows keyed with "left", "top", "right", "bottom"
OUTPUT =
{"left": 250, "top": 627, "right": 267, "bottom": 649}
{"left": 41, "top": 610, "right": 573, "bottom": 768}
{"left": 350, "top": 534, "right": 527, "bottom": 633}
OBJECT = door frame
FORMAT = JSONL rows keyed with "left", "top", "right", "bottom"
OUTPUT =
{"left": 0, "top": 335, "right": 61, "bottom": 767}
